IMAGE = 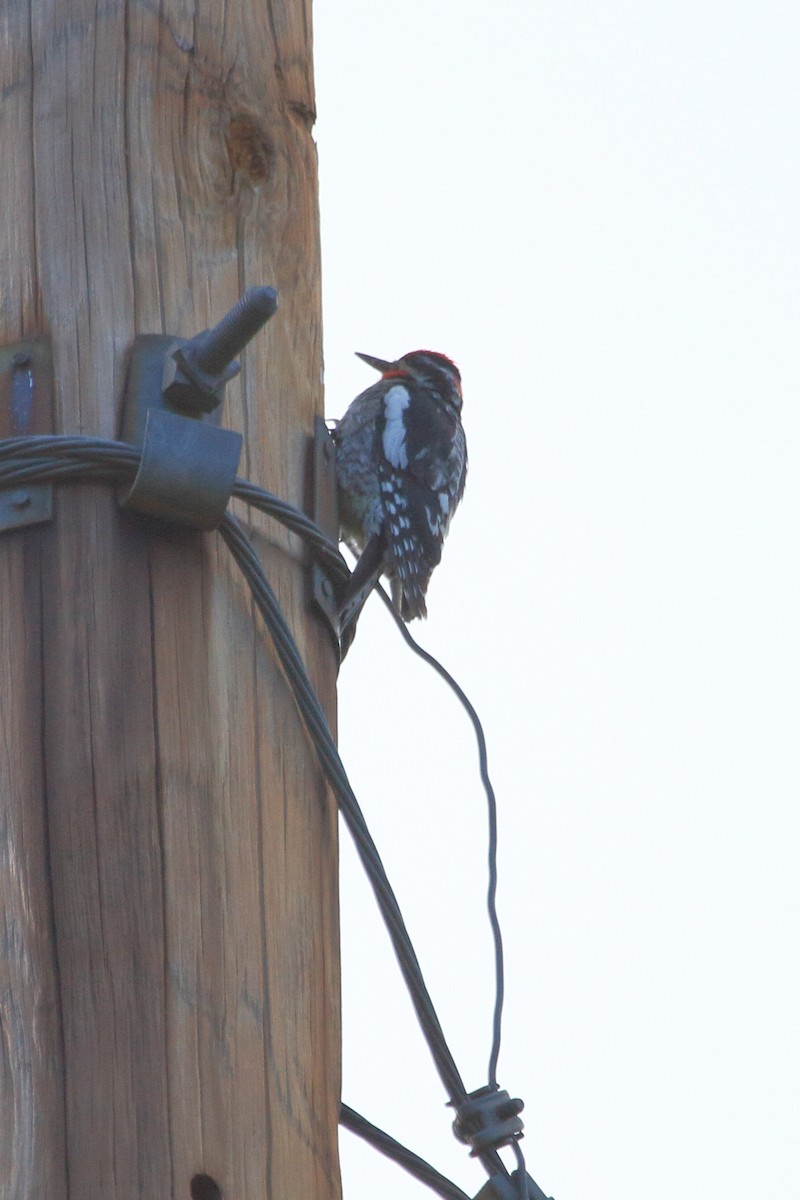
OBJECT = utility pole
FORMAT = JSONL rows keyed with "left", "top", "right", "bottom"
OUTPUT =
{"left": 0, "top": 3, "right": 341, "bottom": 1197}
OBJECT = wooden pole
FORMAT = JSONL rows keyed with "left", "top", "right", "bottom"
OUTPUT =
{"left": 0, "top": 3, "right": 341, "bottom": 1198}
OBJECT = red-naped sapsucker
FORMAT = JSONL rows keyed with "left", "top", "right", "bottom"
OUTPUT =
{"left": 332, "top": 349, "right": 467, "bottom": 651}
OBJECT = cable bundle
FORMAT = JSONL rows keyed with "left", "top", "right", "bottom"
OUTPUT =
{"left": 0, "top": 432, "right": 546, "bottom": 1200}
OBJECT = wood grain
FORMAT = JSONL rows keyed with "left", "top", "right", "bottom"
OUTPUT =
{"left": 0, "top": 2, "right": 340, "bottom": 1197}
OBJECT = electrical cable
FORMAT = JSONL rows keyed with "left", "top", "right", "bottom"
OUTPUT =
{"left": 0, "top": 435, "right": 349, "bottom": 587}
{"left": 219, "top": 513, "right": 512, "bottom": 1185}
{"left": 0, "top": 433, "right": 524, "bottom": 1191}
{"left": 220, "top": 520, "right": 466, "bottom": 1091}
{"left": 233, "top": 476, "right": 349, "bottom": 586}
{"left": 512, "top": 1140, "right": 530, "bottom": 1200}
{"left": 340, "top": 1104, "right": 470, "bottom": 1200}
{"left": 374, "top": 584, "right": 506, "bottom": 1091}
{"left": 0, "top": 440, "right": 479, "bottom": 1116}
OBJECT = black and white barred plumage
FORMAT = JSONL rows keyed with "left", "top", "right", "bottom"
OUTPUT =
{"left": 332, "top": 349, "right": 467, "bottom": 650}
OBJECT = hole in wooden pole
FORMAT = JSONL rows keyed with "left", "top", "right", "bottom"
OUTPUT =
{"left": 189, "top": 1173, "right": 222, "bottom": 1200}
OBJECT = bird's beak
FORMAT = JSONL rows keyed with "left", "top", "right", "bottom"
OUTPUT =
{"left": 355, "top": 351, "right": 394, "bottom": 373}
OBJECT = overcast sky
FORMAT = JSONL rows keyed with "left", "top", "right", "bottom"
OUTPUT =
{"left": 313, "top": 4, "right": 800, "bottom": 1198}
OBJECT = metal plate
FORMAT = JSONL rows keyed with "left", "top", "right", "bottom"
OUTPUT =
{"left": 0, "top": 337, "right": 55, "bottom": 534}
{"left": 310, "top": 417, "right": 341, "bottom": 644}
{"left": 120, "top": 407, "right": 242, "bottom": 530}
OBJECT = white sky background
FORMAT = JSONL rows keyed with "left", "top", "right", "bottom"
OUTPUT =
{"left": 313, "top": 3, "right": 800, "bottom": 1198}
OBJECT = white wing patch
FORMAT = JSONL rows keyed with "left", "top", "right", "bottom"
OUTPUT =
{"left": 381, "top": 385, "right": 410, "bottom": 468}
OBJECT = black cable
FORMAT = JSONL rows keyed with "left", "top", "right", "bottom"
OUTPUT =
{"left": 219, "top": 514, "right": 510, "bottom": 1184}
{"left": 513, "top": 1140, "right": 529, "bottom": 1200}
{"left": 0, "top": 433, "right": 518, "bottom": 1188}
{"left": 374, "top": 585, "right": 507, "bottom": 1092}
{"left": 232, "top": 477, "right": 349, "bottom": 587}
{"left": 0, "top": 436, "right": 349, "bottom": 587}
{"left": 0, "top": 434, "right": 139, "bottom": 462}
{"left": 340, "top": 1104, "right": 470, "bottom": 1200}
{"left": 220, "top": 519, "right": 464, "bottom": 1092}
{"left": 0, "top": 439, "right": 489, "bottom": 1117}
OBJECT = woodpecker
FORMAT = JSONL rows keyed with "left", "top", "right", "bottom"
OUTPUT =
{"left": 332, "top": 349, "right": 467, "bottom": 651}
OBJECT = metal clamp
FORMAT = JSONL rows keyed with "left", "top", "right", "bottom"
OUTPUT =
{"left": 452, "top": 1086, "right": 525, "bottom": 1156}
{"left": 473, "top": 1171, "right": 554, "bottom": 1200}
{"left": 119, "top": 287, "right": 278, "bottom": 529}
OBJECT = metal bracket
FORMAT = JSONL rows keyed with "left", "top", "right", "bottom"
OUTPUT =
{"left": 310, "top": 417, "right": 341, "bottom": 645}
{"left": 118, "top": 333, "right": 243, "bottom": 529}
{"left": 474, "top": 1172, "right": 554, "bottom": 1200}
{"left": 0, "top": 337, "right": 55, "bottom": 534}
{"left": 121, "top": 401, "right": 243, "bottom": 530}
{"left": 118, "top": 288, "right": 277, "bottom": 530}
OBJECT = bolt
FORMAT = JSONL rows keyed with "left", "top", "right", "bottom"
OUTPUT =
{"left": 193, "top": 286, "right": 279, "bottom": 377}
{"left": 9, "top": 491, "right": 32, "bottom": 510}
{"left": 11, "top": 351, "right": 31, "bottom": 368}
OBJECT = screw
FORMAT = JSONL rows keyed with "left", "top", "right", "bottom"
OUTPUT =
{"left": 193, "top": 286, "right": 279, "bottom": 377}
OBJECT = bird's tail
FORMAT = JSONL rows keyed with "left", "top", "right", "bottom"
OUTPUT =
{"left": 392, "top": 575, "right": 428, "bottom": 622}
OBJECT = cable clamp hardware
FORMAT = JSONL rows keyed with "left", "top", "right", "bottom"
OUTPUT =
{"left": 452, "top": 1085, "right": 525, "bottom": 1156}
{"left": 473, "top": 1169, "right": 554, "bottom": 1200}
{"left": 118, "top": 287, "right": 277, "bottom": 529}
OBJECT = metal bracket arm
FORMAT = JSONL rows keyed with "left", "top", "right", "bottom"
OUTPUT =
{"left": 118, "top": 288, "right": 277, "bottom": 530}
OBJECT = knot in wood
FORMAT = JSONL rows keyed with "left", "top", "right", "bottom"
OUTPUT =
{"left": 225, "top": 113, "right": 272, "bottom": 184}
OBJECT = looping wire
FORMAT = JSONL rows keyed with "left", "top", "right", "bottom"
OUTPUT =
{"left": 0, "top": 432, "right": 538, "bottom": 1199}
